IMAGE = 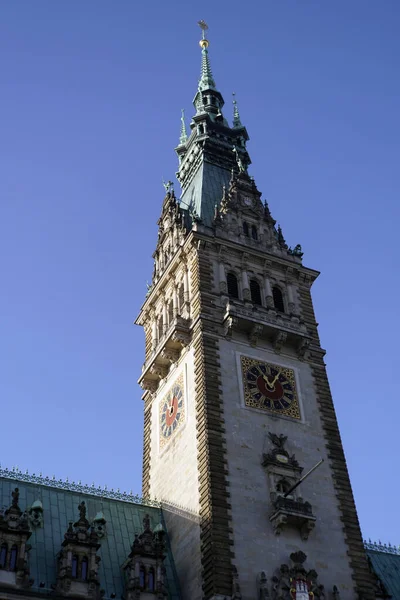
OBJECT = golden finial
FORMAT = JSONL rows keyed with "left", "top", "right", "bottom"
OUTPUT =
{"left": 198, "top": 20, "right": 209, "bottom": 49}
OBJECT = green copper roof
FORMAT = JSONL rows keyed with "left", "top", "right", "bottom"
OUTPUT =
{"left": 179, "top": 161, "right": 232, "bottom": 226}
{"left": 232, "top": 93, "right": 242, "bottom": 128}
{"left": 366, "top": 546, "right": 400, "bottom": 598}
{"left": 179, "top": 109, "right": 188, "bottom": 146}
{"left": 0, "top": 476, "right": 181, "bottom": 600}
{"left": 198, "top": 45, "right": 216, "bottom": 91}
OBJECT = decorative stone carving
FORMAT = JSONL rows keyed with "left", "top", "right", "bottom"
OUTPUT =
{"left": 231, "top": 565, "right": 242, "bottom": 599}
{"left": 249, "top": 323, "right": 263, "bottom": 347}
{"left": 297, "top": 338, "right": 311, "bottom": 360}
{"left": 28, "top": 500, "right": 43, "bottom": 529}
{"left": 271, "top": 552, "right": 325, "bottom": 600}
{"left": 123, "top": 515, "right": 167, "bottom": 599}
{"left": 262, "top": 434, "right": 316, "bottom": 540}
{"left": 54, "top": 501, "right": 102, "bottom": 599}
{"left": 140, "top": 378, "right": 159, "bottom": 394}
{"left": 91, "top": 512, "right": 107, "bottom": 539}
{"left": 257, "top": 571, "right": 270, "bottom": 598}
{"left": 150, "top": 365, "right": 169, "bottom": 380}
{"left": 224, "top": 316, "right": 239, "bottom": 338}
{"left": 273, "top": 331, "right": 287, "bottom": 353}
{"left": 0, "top": 488, "right": 33, "bottom": 589}
{"left": 161, "top": 347, "right": 180, "bottom": 364}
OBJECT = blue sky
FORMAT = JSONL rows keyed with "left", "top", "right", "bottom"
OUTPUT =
{"left": 1, "top": 1, "right": 399, "bottom": 545}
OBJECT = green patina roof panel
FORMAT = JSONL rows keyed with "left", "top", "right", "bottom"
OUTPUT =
{"left": 367, "top": 550, "right": 400, "bottom": 599}
{"left": 180, "top": 160, "right": 231, "bottom": 227}
{"left": 0, "top": 477, "right": 181, "bottom": 600}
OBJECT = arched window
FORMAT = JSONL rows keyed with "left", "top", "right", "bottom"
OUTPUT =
{"left": 139, "top": 566, "right": 145, "bottom": 590}
{"left": 71, "top": 555, "right": 78, "bottom": 578}
{"left": 0, "top": 544, "right": 7, "bottom": 569}
{"left": 157, "top": 315, "right": 164, "bottom": 341}
{"left": 272, "top": 286, "right": 285, "bottom": 313}
{"left": 9, "top": 546, "right": 18, "bottom": 571}
{"left": 168, "top": 300, "right": 174, "bottom": 324}
{"left": 250, "top": 280, "right": 262, "bottom": 305}
{"left": 148, "top": 568, "right": 155, "bottom": 591}
{"left": 243, "top": 222, "right": 249, "bottom": 237}
{"left": 81, "top": 557, "right": 88, "bottom": 580}
{"left": 251, "top": 225, "right": 258, "bottom": 240}
{"left": 227, "top": 273, "right": 239, "bottom": 299}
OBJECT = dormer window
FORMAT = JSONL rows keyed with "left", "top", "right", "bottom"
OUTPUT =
{"left": 250, "top": 280, "right": 262, "bottom": 306}
{"left": 272, "top": 286, "right": 285, "bottom": 313}
{"left": 81, "top": 557, "right": 88, "bottom": 580}
{"left": 227, "top": 273, "right": 239, "bottom": 299}
{"left": 148, "top": 568, "right": 155, "bottom": 591}
{"left": 251, "top": 225, "right": 258, "bottom": 240}
{"left": 243, "top": 222, "right": 249, "bottom": 237}
{"left": 139, "top": 566, "right": 145, "bottom": 590}
{"left": 71, "top": 555, "right": 78, "bottom": 578}
{"left": 9, "top": 546, "right": 18, "bottom": 571}
{"left": 0, "top": 544, "right": 7, "bottom": 569}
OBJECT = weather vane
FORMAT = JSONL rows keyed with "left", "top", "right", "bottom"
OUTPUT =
{"left": 198, "top": 20, "right": 209, "bottom": 48}
{"left": 198, "top": 20, "right": 208, "bottom": 38}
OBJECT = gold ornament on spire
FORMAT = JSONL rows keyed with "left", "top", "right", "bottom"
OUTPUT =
{"left": 198, "top": 20, "right": 209, "bottom": 48}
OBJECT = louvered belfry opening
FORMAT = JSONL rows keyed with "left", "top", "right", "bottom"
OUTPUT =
{"left": 272, "top": 286, "right": 285, "bottom": 312}
{"left": 227, "top": 272, "right": 239, "bottom": 299}
{"left": 250, "top": 279, "right": 262, "bottom": 305}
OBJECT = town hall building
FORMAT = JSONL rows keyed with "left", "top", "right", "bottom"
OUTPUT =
{"left": 0, "top": 23, "right": 398, "bottom": 600}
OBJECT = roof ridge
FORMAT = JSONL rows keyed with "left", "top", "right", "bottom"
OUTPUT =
{"left": 364, "top": 539, "right": 400, "bottom": 555}
{"left": 0, "top": 465, "right": 160, "bottom": 508}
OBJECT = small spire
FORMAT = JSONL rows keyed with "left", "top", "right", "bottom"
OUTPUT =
{"left": 197, "top": 20, "right": 216, "bottom": 91}
{"left": 179, "top": 109, "right": 188, "bottom": 145}
{"left": 232, "top": 93, "right": 242, "bottom": 128}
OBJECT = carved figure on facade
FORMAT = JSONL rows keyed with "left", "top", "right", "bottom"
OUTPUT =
{"left": 271, "top": 552, "right": 325, "bottom": 600}
{"left": 257, "top": 571, "right": 270, "bottom": 598}
{"left": 28, "top": 500, "right": 44, "bottom": 529}
{"left": 231, "top": 565, "right": 242, "bottom": 599}
{"left": 288, "top": 244, "right": 304, "bottom": 259}
{"left": 92, "top": 512, "right": 107, "bottom": 539}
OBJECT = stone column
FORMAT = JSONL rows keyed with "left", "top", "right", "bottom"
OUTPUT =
{"left": 287, "top": 283, "right": 295, "bottom": 313}
{"left": 173, "top": 286, "right": 178, "bottom": 317}
{"left": 162, "top": 298, "right": 168, "bottom": 334}
{"left": 242, "top": 269, "right": 250, "bottom": 301}
{"left": 151, "top": 318, "right": 157, "bottom": 349}
{"left": 183, "top": 267, "right": 189, "bottom": 302}
{"left": 264, "top": 273, "right": 274, "bottom": 307}
{"left": 219, "top": 262, "right": 227, "bottom": 293}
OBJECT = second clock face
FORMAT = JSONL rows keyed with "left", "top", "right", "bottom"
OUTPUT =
{"left": 159, "top": 373, "right": 185, "bottom": 448}
{"left": 241, "top": 356, "right": 301, "bottom": 419}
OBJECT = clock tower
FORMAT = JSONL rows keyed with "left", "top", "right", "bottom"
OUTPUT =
{"left": 135, "top": 24, "right": 375, "bottom": 600}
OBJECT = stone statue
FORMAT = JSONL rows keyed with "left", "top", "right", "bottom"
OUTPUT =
{"left": 269, "top": 433, "right": 287, "bottom": 450}
{"left": 143, "top": 514, "right": 151, "bottom": 532}
{"left": 257, "top": 571, "right": 269, "bottom": 598}
{"left": 78, "top": 501, "right": 86, "bottom": 520}
{"left": 12, "top": 488, "right": 20, "bottom": 507}
{"left": 233, "top": 145, "right": 247, "bottom": 174}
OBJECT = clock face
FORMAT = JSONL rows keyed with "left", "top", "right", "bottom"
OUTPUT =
{"left": 243, "top": 196, "right": 252, "bottom": 206}
{"left": 159, "top": 373, "right": 185, "bottom": 448}
{"left": 241, "top": 356, "right": 301, "bottom": 420}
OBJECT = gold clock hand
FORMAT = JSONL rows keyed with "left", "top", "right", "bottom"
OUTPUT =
{"left": 271, "top": 371, "right": 281, "bottom": 387}
{"left": 262, "top": 373, "right": 273, "bottom": 388}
